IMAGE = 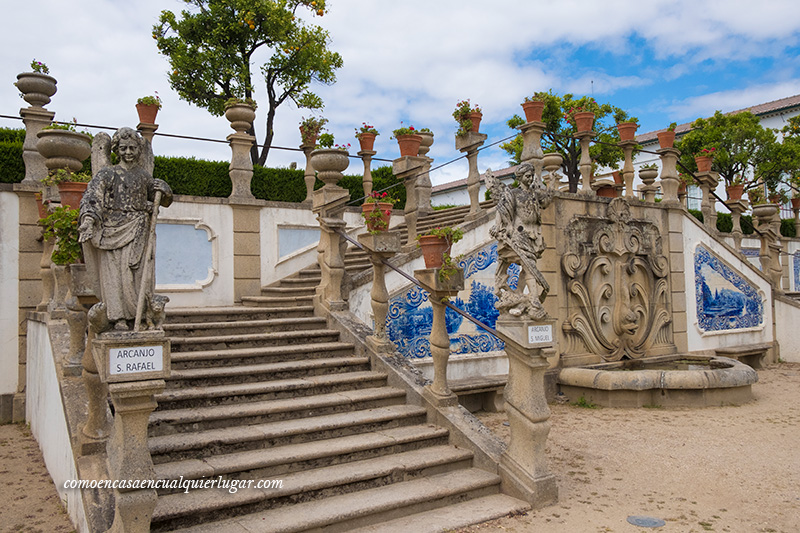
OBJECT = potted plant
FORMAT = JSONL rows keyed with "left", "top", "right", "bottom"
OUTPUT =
{"left": 657, "top": 122, "right": 677, "bottom": 149}
{"left": 453, "top": 100, "right": 482, "bottom": 136}
{"left": 136, "top": 93, "right": 162, "bottom": 124}
{"left": 15, "top": 59, "right": 57, "bottom": 108}
{"left": 679, "top": 172, "right": 695, "bottom": 194}
{"left": 361, "top": 191, "right": 396, "bottom": 233}
{"left": 42, "top": 169, "right": 92, "bottom": 209}
{"left": 521, "top": 92, "right": 547, "bottom": 123}
{"left": 310, "top": 133, "right": 350, "bottom": 186}
{"left": 767, "top": 186, "right": 788, "bottom": 205}
{"left": 695, "top": 147, "right": 715, "bottom": 172}
{"left": 726, "top": 174, "right": 746, "bottom": 201}
{"left": 224, "top": 97, "right": 257, "bottom": 131}
{"left": 40, "top": 206, "right": 83, "bottom": 265}
{"left": 355, "top": 122, "right": 379, "bottom": 151}
{"left": 417, "top": 226, "right": 464, "bottom": 269}
{"left": 37, "top": 119, "right": 92, "bottom": 174}
{"left": 392, "top": 124, "right": 422, "bottom": 157}
{"left": 748, "top": 186, "right": 766, "bottom": 206}
{"left": 299, "top": 116, "right": 328, "bottom": 146}
{"left": 616, "top": 117, "right": 639, "bottom": 142}
{"left": 565, "top": 105, "right": 595, "bottom": 133}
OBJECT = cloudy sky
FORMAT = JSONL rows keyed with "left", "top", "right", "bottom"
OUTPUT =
{"left": 2, "top": 0, "right": 800, "bottom": 185}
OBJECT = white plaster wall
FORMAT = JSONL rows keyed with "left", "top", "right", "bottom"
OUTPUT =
{"left": 155, "top": 200, "right": 234, "bottom": 307}
{"left": 26, "top": 320, "right": 89, "bottom": 533}
{"left": 683, "top": 214, "right": 773, "bottom": 352}
{"left": 775, "top": 298, "right": 800, "bottom": 362}
{"left": 0, "top": 191, "right": 19, "bottom": 396}
{"left": 432, "top": 188, "right": 473, "bottom": 207}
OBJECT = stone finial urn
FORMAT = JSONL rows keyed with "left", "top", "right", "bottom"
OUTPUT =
{"left": 310, "top": 148, "right": 350, "bottom": 186}
{"left": 36, "top": 129, "right": 92, "bottom": 172}
{"left": 225, "top": 103, "right": 256, "bottom": 133}
{"left": 16, "top": 72, "right": 57, "bottom": 107}
{"left": 417, "top": 131, "right": 434, "bottom": 156}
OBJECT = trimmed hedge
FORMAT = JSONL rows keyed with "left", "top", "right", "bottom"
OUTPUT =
{"left": 0, "top": 141, "right": 24, "bottom": 183}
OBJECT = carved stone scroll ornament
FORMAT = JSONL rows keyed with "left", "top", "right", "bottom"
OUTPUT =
{"left": 561, "top": 198, "right": 673, "bottom": 361}
{"left": 485, "top": 163, "right": 553, "bottom": 319}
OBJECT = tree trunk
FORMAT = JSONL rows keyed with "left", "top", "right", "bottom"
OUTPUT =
{"left": 257, "top": 107, "right": 277, "bottom": 167}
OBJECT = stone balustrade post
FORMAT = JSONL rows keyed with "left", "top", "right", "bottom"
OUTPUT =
{"left": 302, "top": 143, "right": 316, "bottom": 203}
{"left": 753, "top": 204, "right": 783, "bottom": 288}
{"left": 226, "top": 106, "right": 256, "bottom": 201}
{"left": 695, "top": 171, "right": 720, "bottom": 232}
{"left": 416, "top": 132, "right": 435, "bottom": 217}
{"left": 17, "top": 70, "right": 56, "bottom": 185}
{"left": 726, "top": 199, "right": 748, "bottom": 252}
{"left": 358, "top": 232, "right": 401, "bottom": 353}
{"left": 495, "top": 317, "right": 558, "bottom": 508}
{"left": 619, "top": 140, "right": 637, "bottom": 198}
{"left": 575, "top": 131, "right": 594, "bottom": 193}
{"left": 63, "top": 264, "right": 88, "bottom": 376}
{"left": 37, "top": 236, "right": 55, "bottom": 311}
{"left": 136, "top": 123, "right": 158, "bottom": 145}
{"left": 79, "top": 326, "right": 110, "bottom": 455}
{"left": 519, "top": 121, "right": 545, "bottom": 180}
{"left": 455, "top": 132, "right": 487, "bottom": 220}
{"left": 393, "top": 156, "right": 426, "bottom": 252}
{"left": 542, "top": 153, "right": 563, "bottom": 190}
{"left": 415, "top": 268, "right": 464, "bottom": 407}
{"left": 793, "top": 204, "right": 800, "bottom": 236}
{"left": 657, "top": 147, "right": 681, "bottom": 205}
{"left": 358, "top": 149, "right": 377, "bottom": 198}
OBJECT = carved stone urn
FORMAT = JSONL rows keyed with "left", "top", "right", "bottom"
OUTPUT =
{"left": 15, "top": 72, "right": 57, "bottom": 107}
{"left": 753, "top": 203, "right": 779, "bottom": 226}
{"left": 224, "top": 103, "right": 256, "bottom": 133}
{"left": 36, "top": 130, "right": 92, "bottom": 172}
{"left": 417, "top": 131, "right": 434, "bottom": 156}
{"left": 310, "top": 148, "right": 350, "bottom": 186}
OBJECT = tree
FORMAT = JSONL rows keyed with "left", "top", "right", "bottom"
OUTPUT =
{"left": 500, "top": 92, "right": 637, "bottom": 193}
{"left": 153, "top": 0, "right": 343, "bottom": 166}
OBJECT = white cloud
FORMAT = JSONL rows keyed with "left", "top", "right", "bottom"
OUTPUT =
{"left": 667, "top": 80, "right": 800, "bottom": 122}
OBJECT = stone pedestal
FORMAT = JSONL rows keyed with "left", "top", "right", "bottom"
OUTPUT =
{"left": 753, "top": 204, "right": 782, "bottom": 288}
{"left": 456, "top": 132, "right": 487, "bottom": 220}
{"left": 136, "top": 123, "right": 158, "bottom": 145}
{"left": 657, "top": 147, "right": 681, "bottom": 205}
{"left": 415, "top": 268, "right": 464, "bottom": 407}
{"left": 793, "top": 206, "right": 800, "bottom": 237}
{"left": 358, "top": 149, "right": 377, "bottom": 198}
{"left": 227, "top": 132, "right": 255, "bottom": 201}
{"left": 496, "top": 316, "right": 558, "bottom": 508}
{"left": 359, "top": 232, "right": 402, "bottom": 353}
{"left": 80, "top": 326, "right": 110, "bottom": 455}
{"left": 574, "top": 131, "right": 595, "bottom": 194}
{"left": 416, "top": 132, "right": 434, "bottom": 217}
{"left": 519, "top": 121, "right": 545, "bottom": 178}
{"left": 542, "top": 152, "right": 563, "bottom": 190}
{"left": 20, "top": 106, "right": 55, "bottom": 184}
{"left": 393, "top": 156, "right": 426, "bottom": 252}
{"left": 726, "top": 199, "right": 749, "bottom": 252}
{"left": 51, "top": 264, "right": 69, "bottom": 318}
{"left": 619, "top": 140, "right": 637, "bottom": 198}
{"left": 37, "top": 236, "right": 55, "bottom": 311}
{"left": 302, "top": 144, "right": 316, "bottom": 203}
{"left": 695, "top": 171, "right": 720, "bottom": 232}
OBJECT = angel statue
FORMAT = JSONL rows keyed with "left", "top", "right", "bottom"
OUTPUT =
{"left": 79, "top": 127, "right": 172, "bottom": 332}
{"left": 485, "top": 162, "right": 553, "bottom": 319}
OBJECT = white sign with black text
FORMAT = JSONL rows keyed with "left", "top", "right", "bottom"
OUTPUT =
{"left": 109, "top": 345, "right": 164, "bottom": 375}
{"left": 527, "top": 324, "right": 553, "bottom": 346}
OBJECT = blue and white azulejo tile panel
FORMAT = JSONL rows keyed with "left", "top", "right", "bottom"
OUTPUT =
{"left": 793, "top": 251, "right": 800, "bottom": 292}
{"left": 694, "top": 244, "right": 763, "bottom": 332}
{"left": 386, "top": 242, "right": 510, "bottom": 359}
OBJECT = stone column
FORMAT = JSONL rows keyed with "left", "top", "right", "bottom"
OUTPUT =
{"left": 20, "top": 107, "right": 55, "bottom": 184}
{"left": 302, "top": 143, "right": 316, "bottom": 203}
{"left": 495, "top": 317, "right": 558, "bottom": 508}
{"left": 136, "top": 123, "right": 158, "bottom": 145}
{"left": 619, "top": 140, "right": 637, "bottom": 198}
{"left": 226, "top": 107, "right": 256, "bottom": 201}
{"left": 753, "top": 204, "right": 782, "bottom": 288}
{"left": 657, "top": 147, "right": 681, "bottom": 205}
{"left": 726, "top": 199, "right": 748, "bottom": 252}
{"left": 575, "top": 131, "right": 594, "bottom": 193}
{"left": 358, "top": 232, "right": 401, "bottom": 353}
{"left": 416, "top": 132, "right": 434, "bottom": 217}
{"left": 455, "top": 132, "right": 487, "bottom": 220}
{"left": 695, "top": 171, "right": 720, "bottom": 232}
{"left": 793, "top": 204, "right": 799, "bottom": 236}
{"left": 80, "top": 326, "right": 109, "bottom": 455}
{"left": 358, "top": 149, "right": 377, "bottom": 198}
{"left": 416, "top": 268, "right": 464, "bottom": 407}
{"left": 37, "top": 236, "right": 55, "bottom": 311}
{"left": 519, "top": 121, "right": 545, "bottom": 177}
{"left": 393, "top": 156, "right": 425, "bottom": 253}
{"left": 63, "top": 264, "right": 88, "bottom": 376}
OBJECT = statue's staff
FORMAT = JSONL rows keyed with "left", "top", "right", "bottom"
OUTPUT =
{"left": 134, "top": 190, "right": 162, "bottom": 331}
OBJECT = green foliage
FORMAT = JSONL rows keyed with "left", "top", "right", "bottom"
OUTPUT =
{"left": 500, "top": 91, "right": 638, "bottom": 192}
{"left": 433, "top": 203, "right": 460, "bottom": 210}
{"left": 30, "top": 59, "right": 49, "bottom": 74}
{"left": 0, "top": 140, "right": 25, "bottom": 183}
{"left": 781, "top": 217, "right": 796, "bottom": 238}
{"left": 572, "top": 395, "right": 598, "bottom": 409}
{"left": 137, "top": 94, "right": 162, "bottom": 109}
{"left": 41, "top": 207, "right": 82, "bottom": 265}
{"left": 154, "top": 0, "right": 343, "bottom": 165}
{"left": 317, "top": 132, "right": 334, "bottom": 148}
{"left": 0, "top": 128, "right": 25, "bottom": 144}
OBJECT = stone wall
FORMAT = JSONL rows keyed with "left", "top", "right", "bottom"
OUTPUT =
{"left": 0, "top": 188, "right": 20, "bottom": 422}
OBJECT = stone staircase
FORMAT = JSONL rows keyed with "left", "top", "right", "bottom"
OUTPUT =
{"left": 148, "top": 202, "right": 526, "bottom": 531}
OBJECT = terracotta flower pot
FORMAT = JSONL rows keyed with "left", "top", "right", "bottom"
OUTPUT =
{"left": 679, "top": 181, "right": 687, "bottom": 194}
{"left": 695, "top": 155, "right": 713, "bottom": 172}
{"left": 616, "top": 122, "right": 638, "bottom": 141}
{"left": 15, "top": 72, "right": 57, "bottom": 107}
{"left": 792, "top": 197, "right": 800, "bottom": 209}
{"left": 57, "top": 181, "right": 88, "bottom": 210}
{"left": 657, "top": 130, "right": 675, "bottom": 149}
{"left": 136, "top": 103, "right": 159, "bottom": 124}
{"left": 612, "top": 170, "right": 623, "bottom": 185}
{"left": 358, "top": 132, "right": 376, "bottom": 152}
{"left": 596, "top": 185, "right": 617, "bottom": 198}
{"left": 396, "top": 134, "right": 422, "bottom": 157}
{"left": 521, "top": 101, "right": 545, "bottom": 123}
{"left": 573, "top": 112, "right": 595, "bottom": 133}
{"left": 299, "top": 126, "right": 318, "bottom": 146}
{"left": 361, "top": 202, "right": 393, "bottom": 232}
{"left": 36, "top": 129, "right": 92, "bottom": 173}
{"left": 418, "top": 235, "right": 451, "bottom": 269}
{"left": 468, "top": 111, "right": 482, "bottom": 132}
{"left": 726, "top": 184, "right": 744, "bottom": 201}
{"left": 35, "top": 192, "right": 47, "bottom": 219}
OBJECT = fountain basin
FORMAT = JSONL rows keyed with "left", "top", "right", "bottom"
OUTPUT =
{"left": 557, "top": 355, "right": 758, "bottom": 408}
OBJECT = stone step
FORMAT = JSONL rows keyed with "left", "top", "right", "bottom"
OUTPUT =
{"left": 165, "top": 305, "right": 315, "bottom": 323}
{"left": 161, "top": 466, "right": 501, "bottom": 533}
{"left": 154, "top": 370, "right": 388, "bottom": 410}
{"left": 166, "top": 356, "right": 371, "bottom": 389}
{"left": 276, "top": 275, "right": 321, "bottom": 287}
{"left": 170, "top": 340, "right": 356, "bottom": 369}
{"left": 348, "top": 494, "right": 530, "bottom": 533}
{"left": 152, "top": 422, "right": 449, "bottom": 482}
{"left": 169, "top": 328, "right": 341, "bottom": 352}
{"left": 258, "top": 286, "right": 317, "bottom": 297}
{"left": 163, "top": 316, "right": 327, "bottom": 337}
{"left": 147, "top": 396, "right": 418, "bottom": 456}
{"left": 241, "top": 294, "right": 314, "bottom": 308}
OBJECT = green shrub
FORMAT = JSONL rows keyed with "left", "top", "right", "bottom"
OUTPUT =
{"left": 0, "top": 141, "right": 25, "bottom": 183}
{"left": 251, "top": 166, "right": 306, "bottom": 202}
{"left": 0, "top": 128, "right": 25, "bottom": 144}
{"left": 781, "top": 217, "right": 796, "bottom": 238}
